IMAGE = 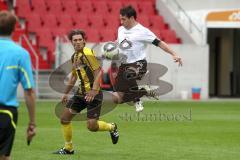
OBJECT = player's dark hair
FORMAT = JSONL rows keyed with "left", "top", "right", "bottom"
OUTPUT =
{"left": 0, "top": 11, "right": 17, "bottom": 36}
{"left": 120, "top": 5, "right": 137, "bottom": 19}
{"left": 68, "top": 29, "right": 86, "bottom": 41}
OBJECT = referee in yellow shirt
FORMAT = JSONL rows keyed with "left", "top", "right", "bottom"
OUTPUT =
{"left": 54, "top": 29, "right": 119, "bottom": 155}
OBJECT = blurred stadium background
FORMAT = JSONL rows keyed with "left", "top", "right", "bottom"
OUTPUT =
{"left": 1, "top": 0, "right": 240, "bottom": 159}
{"left": 1, "top": 0, "right": 240, "bottom": 100}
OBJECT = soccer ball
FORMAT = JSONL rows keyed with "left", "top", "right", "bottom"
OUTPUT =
{"left": 102, "top": 42, "right": 119, "bottom": 59}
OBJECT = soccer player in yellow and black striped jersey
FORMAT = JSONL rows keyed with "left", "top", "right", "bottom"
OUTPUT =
{"left": 54, "top": 30, "right": 119, "bottom": 155}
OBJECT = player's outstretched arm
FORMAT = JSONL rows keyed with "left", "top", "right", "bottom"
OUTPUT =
{"left": 158, "top": 41, "right": 183, "bottom": 66}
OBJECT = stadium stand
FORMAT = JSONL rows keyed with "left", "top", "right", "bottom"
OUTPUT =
{"left": 31, "top": 0, "right": 48, "bottom": 15}
{"left": 57, "top": 14, "right": 75, "bottom": 31}
{"left": 26, "top": 13, "right": 43, "bottom": 33}
{"left": 45, "top": 0, "right": 63, "bottom": 15}
{"left": 15, "top": 0, "right": 33, "bottom": 18}
{"left": 11, "top": 0, "right": 181, "bottom": 69}
{"left": 72, "top": 14, "right": 89, "bottom": 29}
{"left": 138, "top": 15, "right": 151, "bottom": 27}
{"left": 104, "top": 15, "right": 120, "bottom": 30}
{"left": 138, "top": 1, "right": 156, "bottom": 15}
{"left": 107, "top": 1, "right": 123, "bottom": 16}
{"left": 85, "top": 28, "right": 101, "bottom": 42}
{"left": 93, "top": 1, "right": 109, "bottom": 16}
{"left": 100, "top": 29, "right": 117, "bottom": 42}
{"left": 0, "top": 0, "right": 7, "bottom": 10}
{"left": 77, "top": 1, "right": 94, "bottom": 15}
{"left": 150, "top": 15, "right": 168, "bottom": 30}
{"left": 41, "top": 14, "right": 59, "bottom": 29}
{"left": 89, "top": 15, "right": 106, "bottom": 29}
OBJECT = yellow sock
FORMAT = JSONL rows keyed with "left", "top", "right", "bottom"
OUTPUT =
{"left": 97, "top": 121, "right": 113, "bottom": 131}
{"left": 62, "top": 123, "right": 73, "bottom": 151}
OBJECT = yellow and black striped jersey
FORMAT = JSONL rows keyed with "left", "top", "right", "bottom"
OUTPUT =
{"left": 71, "top": 47, "right": 100, "bottom": 95}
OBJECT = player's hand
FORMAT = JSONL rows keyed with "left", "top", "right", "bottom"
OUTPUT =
{"left": 173, "top": 55, "right": 183, "bottom": 66}
{"left": 85, "top": 89, "right": 98, "bottom": 102}
{"left": 61, "top": 94, "right": 68, "bottom": 104}
{"left": 26, "top": 123, "right": 36, "bottom": 146}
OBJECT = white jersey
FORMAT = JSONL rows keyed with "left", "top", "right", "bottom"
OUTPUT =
{"left": 117, "top": 23, "right": 157, "bottom": 63}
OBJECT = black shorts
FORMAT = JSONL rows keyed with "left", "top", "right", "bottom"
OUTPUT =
{"left": 0, "top": 105, "right": 18, "bottom": 156}
{"left": 114, "top": 60, "right": 148, "bottom": 103}
{"left": 66, "top": 92, "right": 103, "bottom": 119}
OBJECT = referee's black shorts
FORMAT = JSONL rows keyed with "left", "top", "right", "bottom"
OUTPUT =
{"left": 0, "top": 105, "right": 18, "bottom": 156}
{"left": 114, "top": 59, "right": 148, "bottom": 103}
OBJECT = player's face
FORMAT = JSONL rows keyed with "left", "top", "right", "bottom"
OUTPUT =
{"left": 72, "top": 34, "right": 85, "bottom": 51}
{"left": 120, "top": 15, "right": 131, "bottom": 29}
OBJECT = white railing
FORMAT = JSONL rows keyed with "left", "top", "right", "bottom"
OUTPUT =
{"left": 19, "top": 34, "right": 39, "bottom": 98}
{"left": 55, "top": 35, "right": 69, "bottom": 68}
{"left": 161, "top": 0, "right": 206, "bottom": 45}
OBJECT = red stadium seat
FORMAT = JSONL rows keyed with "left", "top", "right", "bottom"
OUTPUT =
{"left": 77, "top": 1, "right": 94, "bottom": 15}
{"left": 16, "top": 0, "right": 33, "bottom": 9}
{"left": 15, "top": 21, "right": 22, "bottom": 29}
{"left": 164, "top": 36, "right": 180, "bottom": 43}
{"left": 89, "top": 15, "right": 105, "bottom": 29}
{"left": 16, "top": 7, "right": 32, "bottom": 19}
{"left": 150, "top": 15, "right": 167, "bottom": 30}
{"left": 35, "top": 28, "right": 55, "bottom": 51}
{"left": 57, "top": 14, "right": 74, "bottom": 31}
{"left": 93, "top": 1, "right": 109, "bottom": 15}
{"left": 20, "top": 40, "right": 42, "bottom": 68}
{"left": 12, "top": 29, "right": 26, "bottom": 41}
{"left": 41, "top": 14, "right": 59, "bottom": 29}
{"left": 31, "top": 0, "right": 47, "bottom": 14}
{"left": 45, "top": 0, "right": 64, "bottom": 15}
{"left": 26, "top": 14, "right": 43, "bottom": 33}
{"left": 0, "top": 1, "right": 8, "bottom": 10}
{"left": 122, "top": 1, "right": 139, "bottom": 12}
{"left": 100, "top": 29, "right": 117, "bottom": 42}
{"left": 161, "top": 30, "right": 179, "bottom": 43}
{"left": 151, "top": 29, "right": 162, "bottom": 39}
{"left": 138, "top": 1, "right": 155, "bottom": 15}
{"left": 138, "top": 16, "right": 151, "bottom": 27}
{"left": 85, "top": 29, "right": 101, "bottom": 43}
{"left": 108, "top": 1, "right": 123, "bottom": 16}
{"left": 63, "top": 1, "right": 80, "bottom": 15}
{"left": 104, "top": 16, "right": 120, "bottom": 30}
{"left": 72, "top": 15, "right": 89, "bottom": 30}
{"left": 15, "top": 0, "right": 33, "bottom": 19}
{"left": 51, "top": 28, "right": 68, "bottom": 39}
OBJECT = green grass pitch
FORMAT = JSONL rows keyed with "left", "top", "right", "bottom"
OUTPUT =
{"left": 12, "top": 101, "right": 240, "bottom": 160}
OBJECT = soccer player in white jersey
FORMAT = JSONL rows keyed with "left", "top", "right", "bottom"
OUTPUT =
{"left": 111, "top": 5, "right": 183, "bottom": 112}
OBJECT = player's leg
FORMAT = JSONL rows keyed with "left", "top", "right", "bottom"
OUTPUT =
{"left": 120, "top": 61, "right": 147, "bottom": 112}
{"left": 86, "top": 93, "right": 119, "bottom": 144}
{"left": 108, "top": 64, "right": 146, "bottom": 112}
{"left": 111, "top": 91, "right": 124, "bottom": 104}
{"left": 112, "top": 63, "right": 145, "bottom": 104}
{"left": 54, "top": 96, "right": 83, "bottom": 155}
{"left": 87, "top": 118, "right": 115, "bottom": 132}
{"left": 59, "top": 107, "right": 76, "bottom": 153}
{"left": 132, "top": 60, "right": 160, "bottom": 111}
{"left": 86, "top": 119, "right": 119, "bottom": 144}
{"left": 53, "top": 108, "right": 75, "bottom": 154}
